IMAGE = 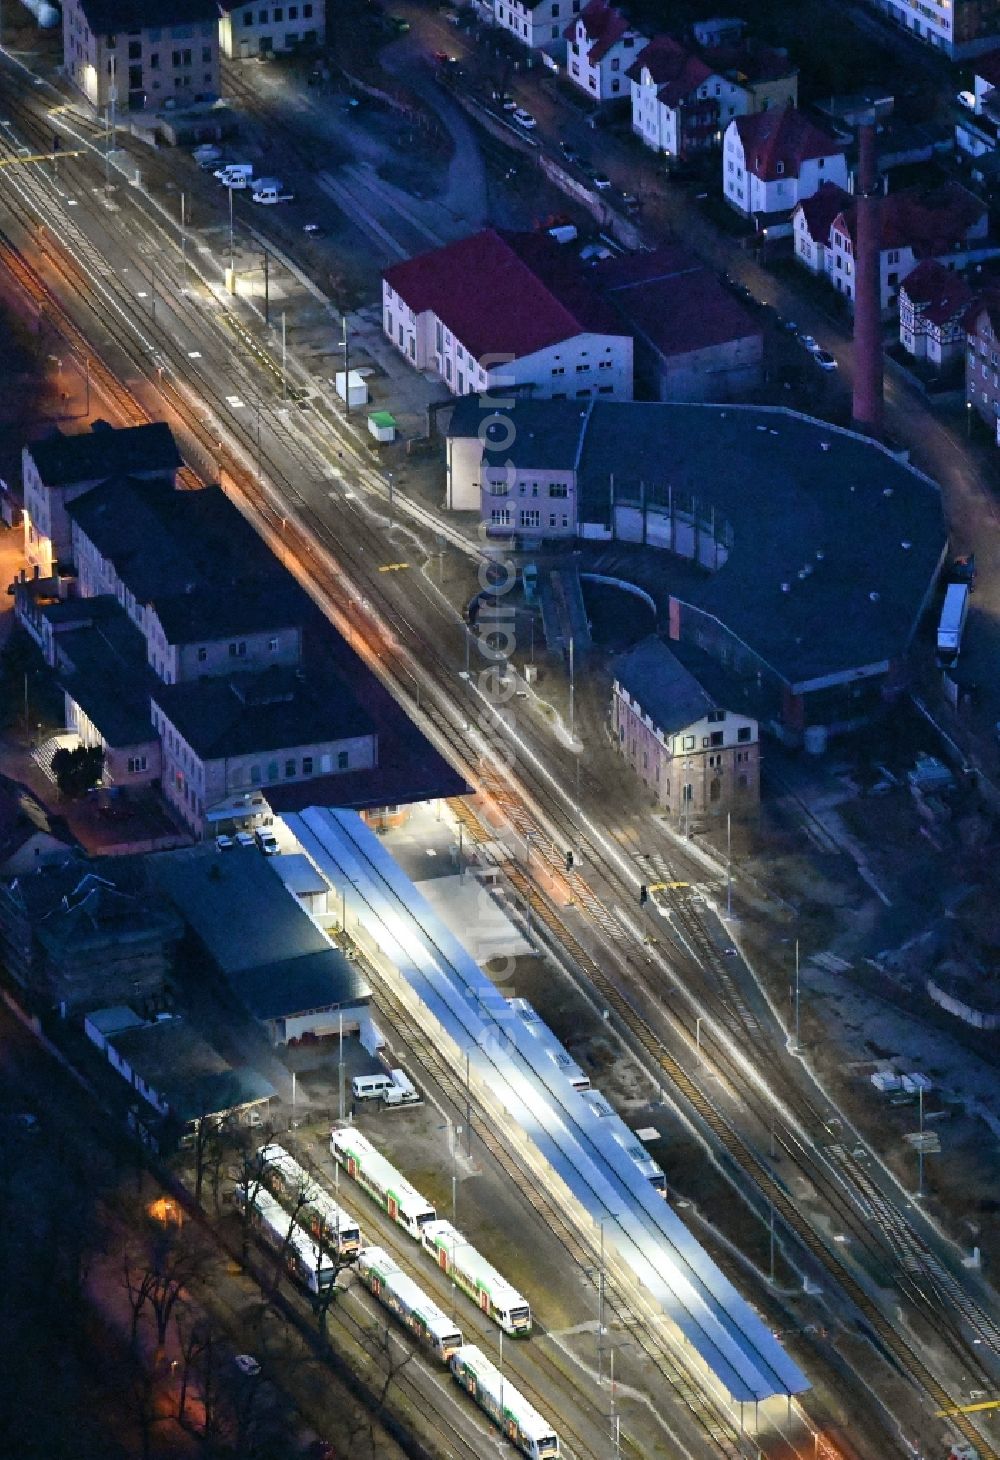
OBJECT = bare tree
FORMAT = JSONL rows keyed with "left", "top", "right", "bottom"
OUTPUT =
{"left": 174, "top": 1311, "right": 213, "bottom": 1425}
{"left": 366, "top": 1322, "right": 416, "bottom": 1460}
{"left": 312, "top": 1213, "right": 356, "bottom": 1342}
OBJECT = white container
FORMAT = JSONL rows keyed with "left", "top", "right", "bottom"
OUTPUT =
{"left": 336, "top": 370, "right": 368, "bottom": 407}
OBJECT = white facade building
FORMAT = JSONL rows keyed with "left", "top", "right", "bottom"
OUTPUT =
{"left": 492, "top": 0, "right": 578, "bottom": 56}
{"left": 382, "top": 229, "right": 633, "bottom": 403}
{"left": 723, "top": 109, "right": 848, "bottom": 226}
{"left": 564, "top": 0, "right": 646, "bottom": 101}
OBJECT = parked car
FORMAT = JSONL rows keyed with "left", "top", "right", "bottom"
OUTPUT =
{"left": 215, "top": 833, "right": 234, "bottom": 851}
{"left": 591, "top": 171, "right": 612, "bottom": 190}
{"left": 235, "top": 830, "right": 255, "bottom": 848}
{"left": 255, "top": 828, "right": 280, "bottom": 855}
{"left": 797, "top": 333, "right": 820, "bottom": 354}
{"left": 303, "top": 222, "right": 325, "bottom": 235}
{"left": 512, "top": 108, "right": 536, "bottom": 129}
{"left": 814, "top": 349, "right": 838, "bottom": 371}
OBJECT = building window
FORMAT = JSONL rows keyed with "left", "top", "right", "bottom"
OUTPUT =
{"left": 683, "top": 735, "right": 695, "bottom": 750}
{"left": 229, "top": 641, "right": 246, "bottom": 657}
{"left": 127, "top": 755, "right": 147, "bottom": 773}
{"left": 285, "top": 758, "right": 296, "bottom": 778}
{"left": 128, "top": 39, "right": 141, "bottom": 57}
{"left": 710, "top": 730, "right": 724, "bottom": 747}
{"left": 337, "top": 750, "right": 349, "bottom": 770}
{"left": 268, "top": 636, "right": 279, "bottom": 651}
{"left": 303, "top": 2, "right": 311, "bottom": 14}
{"left": 491, "top": 508, "right": 512, "bottom": 526}
{"left": 738, "top": 774, "right": 749, "bottom": 789}
{"left": 267, "top": 761, "right": 280, "bottom": 780}
{"left": 250, "top": 764, "right": 262, "bottom": 784}
{"left": 520, "top": 509, "right": 541, "bottom": 528}
{"left": 737, "top": 725, "right": 752, "bottom": 743}
{"left": 707, "top": 709, "right": 725, "bottom": 722}
{"left": 303, "top": 756, "right": 314, "bottom": 774}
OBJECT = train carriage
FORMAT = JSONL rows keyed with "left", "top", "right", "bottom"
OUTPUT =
{"left": 330, "top": 1126, "right": 436, "bottom": 1239}
{"left": 257, "top": 1143, "right": 362, "bottom": 1257}
{"left": 450, "top": 1345, "right": 559, "bottom": 1459}
{"left": 420, "top": 1219, "right": 531, "bottom": 1335}
{"left": 234, "top": 1183, "right": 338, "bottom": 1296}
{"left": 357, "top": 1246, "right": 464, "bottom": 1362}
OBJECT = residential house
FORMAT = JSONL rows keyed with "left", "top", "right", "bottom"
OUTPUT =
{"left": 593, "top": 244, "right": 763, "bottom": 400}
{"left": 492, "top": 0, "right": 579, "bottom": 58}
{"left": 898, "top": 259, "right": 974, "bottom": 365}
{"left": 612, "top": 636, "right": 759, "bottom": 820}
{"left": 382, "top": 228, "right": 633, "bottom": 402}
{"left": 446, "top": 399, "right": 947, "bottom": 744}
{"left": 965, "top": 291, "right": 1000, "bottom": 437}
{"left": 63, "top": 0, "right": 220, "bottom": 111}
{"left": 826, "top": 182, "right": 994, "bottom": 316}
{"left": 792, "top": 181, "right": 851, "bottom": 276}
{"left": 628, "top": 37, "right": 722, "bottom": 158}
{"left": 564, "top": 0, "right": 647, "bottom": 102}
{"left": 22, "top": 420, "right": 181, "bottom": 578}
{"left": 866, "top": 0, "right": 1000, "bottom": 60}
{"left": 0, "top": 777, "right": 73, "bottom": 878}
{"left": 216, "top": 0, "right": 323, "bottom": 59}
{"left": 630, "top": 33, "right": 798, "bottom": 160}
{"left": 723, "top": 107, "right": 848, "bottom": 233}
{"left": 0, "top": 857, "right": 182, "bottom": 1011}
{"left": 691, "top": 16, "right": 746, "bottom": 48}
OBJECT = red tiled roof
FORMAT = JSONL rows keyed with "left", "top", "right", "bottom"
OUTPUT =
{"left": 627, "top": 37, "right": 715, "bottom": 106}
{"left": 594, "top": 243, "right": 761, "bottom": 357}
{"left": 899, "top": 258, "right": 973, "bottom": 325}
{"left": 833, "top": 183, "right": 987, "bottom": 259}
{"left": 734, "top": 106, "right": 843, "bottom": 182}
{"left": 794, "top": 180, "right": 851, "bottom": 243}
{"left": 383, "top": 228, "right": 625, "bottom": 362}
{"left": 564, "top": 0, "right": 638, "bottom": 62}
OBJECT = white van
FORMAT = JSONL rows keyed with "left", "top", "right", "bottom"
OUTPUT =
{"left": 383, "top": 1069, "right": 419, "bottom": 1106}
{"left": 352, "top": 1072, "right": 395, "bottom": 1101}
{"left": 218, "top": 164, "right": 255, "bottom": 188}
{"left": 252, "top": 182, "right": 294, "bottom": 205}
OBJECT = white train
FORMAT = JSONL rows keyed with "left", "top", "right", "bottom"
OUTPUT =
{"left": 421, "top": 1219, "right": 531, "bottom": 1336}
{"left": 450, "top": 1345, "right": 559, "bottom": 1459}
{"left": 235, "top": 1183, "right": 339, "bottom": 1295}
{"left": 506, "top": 998, "right": 590, "bottom": 1092}
{"left": 257, "top": 1143, "right": 361, "bottom": 1258}
{"left": 330, "top": 1126, "right": 436, "bottom": 1239}
{"left": 580, "top": 1089, "right": 667, "bottom": 1195}
{"left": 357, "top": 1246, "right": 464, "bottom": 1362}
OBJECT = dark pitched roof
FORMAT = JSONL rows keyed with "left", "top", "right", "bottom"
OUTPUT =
{"left": 626, "top": 37, "right": 714, "bottom": 105}
{"left": 794, "top": 180, "right": 851, "bottom": 242}
{"left": 151, "top": 665, "right": 373, "bottom": 761}
{"left": 899, "top": 258, "right": 974, "bottom": 324}
{"left": 613, "top": 636, "right": 715, "bottom": 732}
{"left": 833, "top": 182, "right": 987, "bottom": 257}
{"left": 0, "top": 777, "right": 71, "bottom": 866}
{"left": 703, "top": 37, "right": 796, "bottom": 85}
{"left": 383, "top": 229, "right": 626, "bottom": 362}
{"left": 79, "top": 0, "right": 217, "bottom": 34}
{"left": 148, "top": 846, "right": 371, "bottom": 1017}
{"left": 593, "top": 245, "right": 761, "bottom": 358}
{"left": 150, "top": 579, "right": 308, "bottom": 645}
{"left": 27, "top": 422, "right": 181, "bottom": 487}
{"left": 54, "top": 600, "right": 157, "bottom": 747}
{"left": 446, "top": 395, "right": 590, "bottom": 468}
{"left": 108, "top": 1017, "right": 276, "bottom": 1120}
{"left": 564, "top": 0, "right": 639, "bottom": 60}
{"left": 67, "top": 478, "right": 287, "bottom": 607}
{"left": 734, "top": 106, "right": 842, "bottom": 182}
{"left": 20, "top": 867, "right": 183, "bottom": 959}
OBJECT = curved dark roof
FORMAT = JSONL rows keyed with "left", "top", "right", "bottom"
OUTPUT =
{"left": 577, "top": 403, "right": 946, "bottom": 686}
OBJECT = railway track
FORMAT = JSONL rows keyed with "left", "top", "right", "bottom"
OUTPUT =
{"left": 0, "top": 78, "right": 993, "bottom": 1459}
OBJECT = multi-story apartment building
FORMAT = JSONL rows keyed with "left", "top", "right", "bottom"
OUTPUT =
{"left": 63, "top": 0, "right": 220, "bottom": 111}
{"left": 382, "top": 228, "right": 633, "bottom": 404}
{"left": 216, "top": 0, "right": 323, "bottom": 58}
{"left": 966, "top": 293, "right": 1000, "bottom": 438}
{"left": 612, "top": 637, "right": 760, "bottom": 820}
{"left": 868, "top": 0, "right": 1000, "bottom": 60}
{"left": 563, "top": 0, "right": 647, "bottom": 102}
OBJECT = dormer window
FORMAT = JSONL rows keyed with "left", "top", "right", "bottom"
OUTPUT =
{"left": 776, "top": 161, "right": 784, "bottom": 175}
